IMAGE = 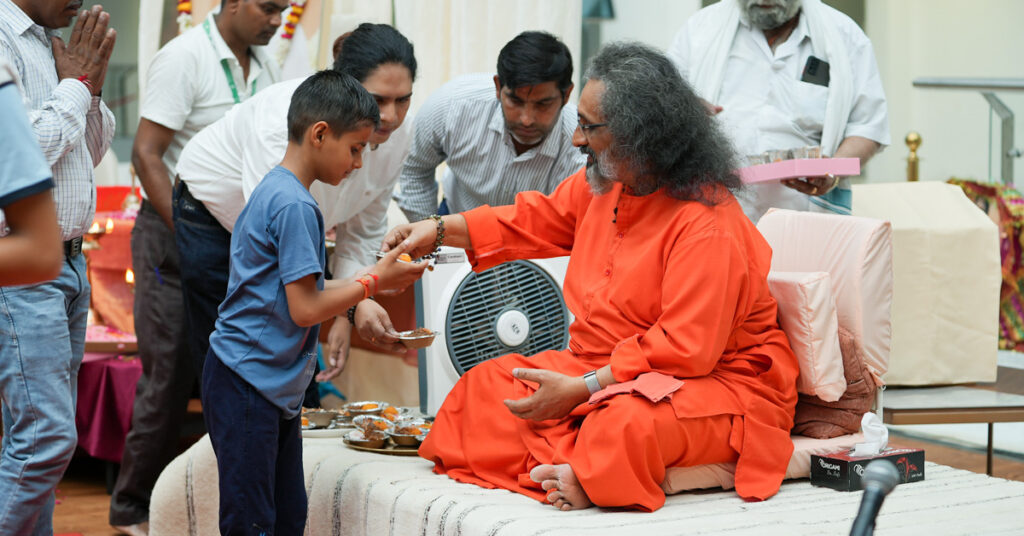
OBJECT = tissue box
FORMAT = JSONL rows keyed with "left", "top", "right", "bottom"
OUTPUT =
{"left": 810, "top": 446, "right": 925, "bottom": 491}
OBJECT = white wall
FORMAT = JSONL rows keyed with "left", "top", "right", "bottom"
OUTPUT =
{"left": 594, "top": 0, "right": 1024, "bottom": 186}
{"left": 865, "top": 0, "right": 1024, "bottom": 185}
{"left": 595, "top": 0, "right": 701, "bottom": 51}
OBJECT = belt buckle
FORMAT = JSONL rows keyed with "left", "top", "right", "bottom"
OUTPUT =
{"left": 66, "top": 236, "right": 83, "bottom": 258}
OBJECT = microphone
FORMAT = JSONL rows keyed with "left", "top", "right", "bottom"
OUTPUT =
{"left": 849, "top": 460, "right": 901, "bottom": 536}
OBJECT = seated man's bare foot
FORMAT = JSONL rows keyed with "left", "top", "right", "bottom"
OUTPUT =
{"left": 529, "top": 463, "right": 592, "bottom": 511}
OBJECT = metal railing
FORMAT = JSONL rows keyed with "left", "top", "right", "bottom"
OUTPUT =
{"left": 913, "top": 77, "right": 1024, "bottom": 184}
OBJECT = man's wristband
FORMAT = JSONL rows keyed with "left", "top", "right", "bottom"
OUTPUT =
{"left": 583, "top": 370, "right": 602, "bottom": 395}
{"left": 76, "top": 74, "right": 93, "bottom": 93}
{"left": 346, "top": 303, "right": 358, "bottom": 324}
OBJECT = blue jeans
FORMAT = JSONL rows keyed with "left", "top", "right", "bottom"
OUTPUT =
{"left": 203, "top": 351, "right": 306, "bottom": 535}
{"left": 173, "top": 181, "right": 231, "bottom": 378}
{"left": 0, "top": 254, "right": 89, "bottom": 535}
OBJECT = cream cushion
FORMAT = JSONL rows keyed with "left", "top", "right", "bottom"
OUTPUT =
{"left": 756, "top": 209, "right": 893, "bottom": 384}
{"left": 852, "top": 182, "right": 999, "bottom": 385}
{"left": 767, "top": 271, "right": 845, "bottom": 401}
{"left": 661, "top": 433, "right": 864, "bottom": 494}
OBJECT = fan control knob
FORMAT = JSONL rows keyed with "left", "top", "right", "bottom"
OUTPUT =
{"left": 495, "top": 309, "right": 530, "bottom": 347}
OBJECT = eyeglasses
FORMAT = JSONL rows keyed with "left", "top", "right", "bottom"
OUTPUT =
{"left": 577, "top": 120, "right": 608, "bottom": 132}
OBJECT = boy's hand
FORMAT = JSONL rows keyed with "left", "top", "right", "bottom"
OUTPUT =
{"left": 354, "top": 300, "right": 405, "bottom": 355}
{"left": 371, "top": 239, "right": 428, "bottom": 293}
{"left": 316, "top": 315, "right": 351, "bottom": 382}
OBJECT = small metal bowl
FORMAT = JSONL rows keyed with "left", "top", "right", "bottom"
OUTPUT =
{"left": 344, "top": 400, "right": 387, "bottom": 416}
{"left": 389, "top": 433, "right": 422, "bottom": 447}
{"left": 397, "top": 329, "right": 436, "bottom": 349}
{"left": 345, "top": 430, "right": 386, "bottom": 449}
{"left": 352, "top": 415, "right": 393, "bottom": 438}
{"left": 393, "top": 418, "right": 431, "bottom": 436}
{"left": 303, "top": 410, "right": 338, "bottom": 428}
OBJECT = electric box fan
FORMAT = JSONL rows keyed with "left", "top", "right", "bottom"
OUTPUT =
{"left": 416, "top": 246, "right": 572, "bottom": 414}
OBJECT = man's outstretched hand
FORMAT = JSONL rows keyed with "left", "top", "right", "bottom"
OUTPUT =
{"left": 504, "top": 368, "right": 590, "bottom": 421}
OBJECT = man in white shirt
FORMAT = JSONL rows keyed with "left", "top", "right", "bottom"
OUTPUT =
{"left": 0, "top": 3, "right": 115, "bottom": 534}
{"left": 667, "top": 0, "right": 889, "bottom": 222}
{"left": 395, "top": 31, "right": 586, "bottom": 223}
{"left": 174, "top": 23, "right": 417, "bottom": 398}
{"left": 110, "top": 1, "right": 285, "bottom": 533}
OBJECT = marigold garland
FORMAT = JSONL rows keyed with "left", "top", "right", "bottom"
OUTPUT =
{"left": 176, "top": 0, "right": 193, "bottom": 34}
{"left": 275, "top": 1, "right": 307, "bottom": 66}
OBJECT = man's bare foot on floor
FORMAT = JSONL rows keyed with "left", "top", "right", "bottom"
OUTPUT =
{"left": 530, "top": 463, "right": 592, "bottom": 511}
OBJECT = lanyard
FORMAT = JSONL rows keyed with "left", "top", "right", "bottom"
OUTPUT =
{"left": 202, "top": 18, "right": 256, "bottom": 104}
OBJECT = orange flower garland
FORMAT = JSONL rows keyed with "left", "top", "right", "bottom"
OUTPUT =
{"left": 176, "top": 0, "right": 193, "bottom": 34}
{"left": 275, "top": 1, "right": 307, "bottom": 65}
{"left": 282, "top": 1, "right": 306, "bottom": 40}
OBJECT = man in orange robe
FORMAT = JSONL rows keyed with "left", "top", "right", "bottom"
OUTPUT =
{"left": 384, "top": 42, "right": 800, "bottom": 512}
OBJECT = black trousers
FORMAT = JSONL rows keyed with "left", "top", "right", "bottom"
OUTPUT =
{"left": 202, "top": 350, "right": 307, "bottom": 535}
{"left": 109, "top": 201, "right": 196, "bottom": 525}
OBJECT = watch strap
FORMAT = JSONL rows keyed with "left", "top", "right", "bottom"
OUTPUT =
{"left": 583, "top": 370, "right": 602, "bottom": 395}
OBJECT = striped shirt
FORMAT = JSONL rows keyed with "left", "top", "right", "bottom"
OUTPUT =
{"left": 395, "top": 73, "right": 585, "bottom": 222}
{"left": 0, "top": 0, "right": 115, "bottom": 240}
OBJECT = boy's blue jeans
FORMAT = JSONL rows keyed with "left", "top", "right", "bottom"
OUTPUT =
{"left": 0, "top": 254, "right": 89, "bottom": 535}
{"left": 202, "top": 350, "right": 307, "bottom": 535}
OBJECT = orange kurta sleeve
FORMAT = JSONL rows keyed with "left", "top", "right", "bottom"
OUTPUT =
{"left": 461, "top": 168, "right": 591, "bottom": 271}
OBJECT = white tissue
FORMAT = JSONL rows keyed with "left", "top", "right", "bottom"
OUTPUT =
{"left": 852, "top": 412, "right": 889, "bottom": 456}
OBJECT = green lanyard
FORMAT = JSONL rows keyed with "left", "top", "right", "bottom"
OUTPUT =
{"left": 202, "top": 18, "right": 256, "bottom": 104}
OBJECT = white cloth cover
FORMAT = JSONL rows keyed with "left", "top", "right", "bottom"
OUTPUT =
{"left": 151, "top": 434, "right": 1024, "bottom": 535}
{"left": 852, "top": 182, "right": 1000, "bottom": 385}
{"left": 757, "top": 209, "right": 893, "bottom": 384}
{"left": 767, "top": 271, "right": 845, "bottom": 401}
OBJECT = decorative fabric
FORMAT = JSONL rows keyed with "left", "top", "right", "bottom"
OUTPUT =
{"left": 949, "top": 178, "right": 1024, "bottom": 351}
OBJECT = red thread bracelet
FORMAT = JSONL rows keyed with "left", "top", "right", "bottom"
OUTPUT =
{"left": 357, "top": 277, "right": 371, "bottom": 300}
{"left": 76, "top": 74, "right": 93, "bottom": 92}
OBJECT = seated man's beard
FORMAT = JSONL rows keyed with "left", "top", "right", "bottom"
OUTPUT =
{"left": 742, "top": 0, "right": 801, "bottom": 30}
{"left": 581, "top": 146, "right": 616, "bottom": 195}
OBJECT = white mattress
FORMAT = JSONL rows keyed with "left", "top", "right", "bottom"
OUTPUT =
{"left": 150, "top": 435, "right": 1024, "bottom": 535}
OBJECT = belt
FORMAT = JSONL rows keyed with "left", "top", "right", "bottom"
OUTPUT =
{"left": 64, "top": 236, "right": 83, "bottom": 258}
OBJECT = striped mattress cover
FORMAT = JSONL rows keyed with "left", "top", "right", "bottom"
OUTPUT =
{"left": 149, "top": 435, "right": 1024, "bottom": 535}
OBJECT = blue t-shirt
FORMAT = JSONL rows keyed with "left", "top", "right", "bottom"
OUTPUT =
{"left": 209, "top": 166, "right": 325, "bottom": 418}
{"left": 0, "top": 80, "right": 52, "bottom": 210}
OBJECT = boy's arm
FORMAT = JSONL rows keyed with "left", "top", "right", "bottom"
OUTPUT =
{"left": 284, "top": 274, "right": 364, "bottom": 328}
{"left": 284, "top": 242, "right": 427, "bottom": 328}
{"left": 0, "top": 190, "right": 62, "bottom": 285}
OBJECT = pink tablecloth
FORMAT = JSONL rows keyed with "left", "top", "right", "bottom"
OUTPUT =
{"left": 75, "top": 352, "right": 142, "bottom": 462}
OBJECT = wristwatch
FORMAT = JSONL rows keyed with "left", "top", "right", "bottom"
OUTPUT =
{"left": 583, "top": 370, "right": 602, "bottom": 395}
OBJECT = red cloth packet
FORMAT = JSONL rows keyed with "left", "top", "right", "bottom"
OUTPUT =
{"left": 587, "top": 372, "right": 683, "bottom": 404}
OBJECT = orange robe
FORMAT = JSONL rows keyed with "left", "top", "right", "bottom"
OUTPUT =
{"left": 419, "top": 168, "right": 799, "bottom": 511}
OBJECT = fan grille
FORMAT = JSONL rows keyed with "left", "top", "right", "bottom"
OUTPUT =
{"left": 445, "top": 260, "right": 569, "bottom": 375}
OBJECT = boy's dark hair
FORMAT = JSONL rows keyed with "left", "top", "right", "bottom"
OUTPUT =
{"left": 496, "top": 31, "right": 573, "bottom": 95}
{"left": 332, "top": 23, "right": 417, "bottom": 83}
{"left": 287, "top": 70, "right": 380, "bottom": 144}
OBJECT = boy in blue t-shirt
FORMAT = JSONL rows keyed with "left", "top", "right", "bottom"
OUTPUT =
{"left": 0, "top": 61, "right": 60, "bottom": 285}
{"left": 202, "top": 70, "right": 427, "bottom": 534}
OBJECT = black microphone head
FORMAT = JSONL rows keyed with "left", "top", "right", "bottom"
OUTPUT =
{"left": 862, "top": 460, "right": 901, "bottom": 495}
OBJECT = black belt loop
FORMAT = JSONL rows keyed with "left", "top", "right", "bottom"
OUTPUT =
{"left": 64, "top": 236, "right": 83, "bottom": 258}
